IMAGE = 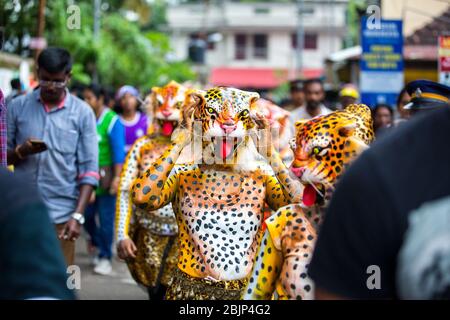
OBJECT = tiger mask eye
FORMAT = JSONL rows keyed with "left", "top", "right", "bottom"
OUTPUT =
{"left": 312, "top": 146, "right": 329, "bottom": 157}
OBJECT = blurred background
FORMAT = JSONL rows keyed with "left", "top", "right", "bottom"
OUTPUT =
{"left": 1, "top": 0, "right": 449, "bottom": 105}
{"left": 1, "top": 0, "right": 450, "bottom": 300}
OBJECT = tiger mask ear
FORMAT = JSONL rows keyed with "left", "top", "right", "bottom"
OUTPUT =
{"left": 166, "top": 80, "right": 182, "bottom": 88}
{"left": 337, "top": 120, "right": 357, "bottom": 138}
{"left": 290, "top": 120, "right": 309, "bottom": 151}
{"left": 150, "top": 86, "right": 163, "bottom": 109}
{"left": 189, "top": 89, "right": 207, "bottom": 121}
{"left": 151, "top": 86, "right": 162, "bottom": 96}
{"left": 294, "top": 119, "right": 308, "bottom": 137}
{"left": 143, "top": 91, "right": 158, "bottom": 118}
{"left": 178, "top": 88, "right": 189, "bottom": 108}
{"left": 345, "top": 104, "right": 371, "bottom": 118}
{"left": 248, "top": 92, "right": 260, "bottom": 108}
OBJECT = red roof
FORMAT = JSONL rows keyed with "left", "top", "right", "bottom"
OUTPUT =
{"left": 209, "top": 67, "right": 323, "bottom": 89}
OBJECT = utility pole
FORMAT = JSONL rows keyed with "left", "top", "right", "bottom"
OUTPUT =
{"left": 197, "top": 0, "right": 210, "bottom": 86}
{"left": 92, "top": 0, "right": 101, "bottom": 84}
{"left": 94, "top": 0, "right": 101, "bottom": 39}
{"left": 296, "top": 0, "right": 304, "bottom": 79}
{"left": 35, "top": 0, "right": 46, "bottom": 69}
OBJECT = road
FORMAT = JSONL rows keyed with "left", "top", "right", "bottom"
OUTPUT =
{"left": 73, "top": 236, "right": 148, "bottom": 300}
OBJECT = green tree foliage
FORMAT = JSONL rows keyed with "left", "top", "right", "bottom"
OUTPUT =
{"left": 179, "top": 0, "right": 293, "bottom": 3}
{"left": 1, "top": 0, "right": 195, "bottom": 90}
{"left": 1, "top": 0, "right": 39, "bottom": 57}
{"left": 345, "top": 0, "right": 378, "bottom": 48}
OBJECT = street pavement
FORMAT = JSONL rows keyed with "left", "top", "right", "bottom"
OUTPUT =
{"left": 74, "top": 235, "right": 148, "bottom": 300}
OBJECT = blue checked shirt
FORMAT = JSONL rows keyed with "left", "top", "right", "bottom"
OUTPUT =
{"left": 7, "top": 89, "right": 99, "bottom": 224}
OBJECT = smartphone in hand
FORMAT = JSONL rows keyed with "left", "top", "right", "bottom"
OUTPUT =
{"left": 29, "top": 139, "right": 48, "bottom": 152}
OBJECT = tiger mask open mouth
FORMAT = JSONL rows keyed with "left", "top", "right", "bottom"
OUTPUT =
{"left": 289, "top": 104, "right": 375, "bottom": 207}
{"left": 190, "top": 87, "right": 259, "bottom": 164}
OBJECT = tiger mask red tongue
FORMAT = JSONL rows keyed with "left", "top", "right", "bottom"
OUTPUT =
{"left": 215, "top": 137, "right": 234, "bottom": 160}
{"left": 302, "top": 184, "right": 317, "bottom": 207}
{"left": 161, "top": 121, "right": 174, "bottom": 136}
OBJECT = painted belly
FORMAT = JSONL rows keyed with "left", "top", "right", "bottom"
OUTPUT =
{"left": 177, "top": 170, "right": 266, "bottom": 280}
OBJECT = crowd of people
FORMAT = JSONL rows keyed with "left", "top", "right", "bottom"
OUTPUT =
{"left": 0, "top": 47, "right": 449, "bottom": 300}
{"left": 280, "top": 78, "right": 410, "bottom": 138}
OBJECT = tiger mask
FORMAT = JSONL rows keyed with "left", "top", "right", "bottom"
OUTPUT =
{"left": 290, "top": 104, "right": 374, "bottom": 207}
{"left": 187, "top": 87, "right": 260, "bottom": 168}
{"left": 145, "top": 80, "right": 190, "bottom": 137}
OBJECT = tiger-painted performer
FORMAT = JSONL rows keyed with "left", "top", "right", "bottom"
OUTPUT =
{"left": 130, "top": 87, "right": 295, "bottom": 300}
{"left": 243, "top": 104, "right": 375, "bottom": 300}
{"left": 115, "top": 81, "right": 191, "bottom": 300}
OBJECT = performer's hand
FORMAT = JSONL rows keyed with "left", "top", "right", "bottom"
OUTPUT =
{"left": 117, "top": 238, "right": 137, "bottom": 259}
{"left": 172, "top": 127, "right": 192, "bottom": 148}
{"left": 59, "top": 219, "right": 81, "bottom": 242}
{"left": 251, "top": 112, "right": 273, "bottom": 158}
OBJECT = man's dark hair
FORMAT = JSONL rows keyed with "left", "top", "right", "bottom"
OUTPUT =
{"left": 37, "top": 47, "right": 72, "bottom": 74}
{"left": 10, "top": 78, "right": 21, "bottom": 90}
{"left": 289, "top": 79, "right": 304, "bottom": 92}
{"left": 303, "top": 78, "right": 323, "bottom": 91}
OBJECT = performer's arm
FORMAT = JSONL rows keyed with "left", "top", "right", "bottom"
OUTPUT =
{"left": 132, "top": 130, "right": 189, "bottom": 210}
{"left": 252, "top": 113, "right": 303, "bottom": 204}
{"left": 244, "top": 206, "right": 317, "bottom": 300}
{"left": 266, "top": 147, "right": 303, "bottom": 204}
{"left": 264, "top": 170, "right": 289, "bottom": 211}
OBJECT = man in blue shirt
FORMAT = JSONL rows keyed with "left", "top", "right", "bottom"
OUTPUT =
{"left": 7, "top": 47, "right": 99, "bottom": 266}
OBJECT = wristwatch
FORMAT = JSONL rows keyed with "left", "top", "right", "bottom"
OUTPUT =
{"left": 71, "top": 212, "right": 85, "bottom": 225}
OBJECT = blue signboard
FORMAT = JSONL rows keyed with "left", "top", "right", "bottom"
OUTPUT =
{"left": 360, "top": 18, "right": 404, "bottom": 107}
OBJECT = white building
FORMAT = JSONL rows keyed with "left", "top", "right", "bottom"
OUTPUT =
{"left": 167, "top": 0, "right": 349, "bottom": 89}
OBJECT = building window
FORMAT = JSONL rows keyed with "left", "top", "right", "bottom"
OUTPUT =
{"left": 235, "top": 34, "right": 247, "bottom": 60}
{"left": 253, "top": 34, "right": 268, "bottom": 59}
{"left": 291, "top": 33, "right": 318, "bottom": 50}
{"left": 304, "top": 33, "right": 318, "bottom": 49}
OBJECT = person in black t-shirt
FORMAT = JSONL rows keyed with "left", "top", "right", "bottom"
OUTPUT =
{"left": 0, "top": 168, "right": 75, "bottom": 299}
{"left": 308, "top": 106, "right": 450, "bottom": 299}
